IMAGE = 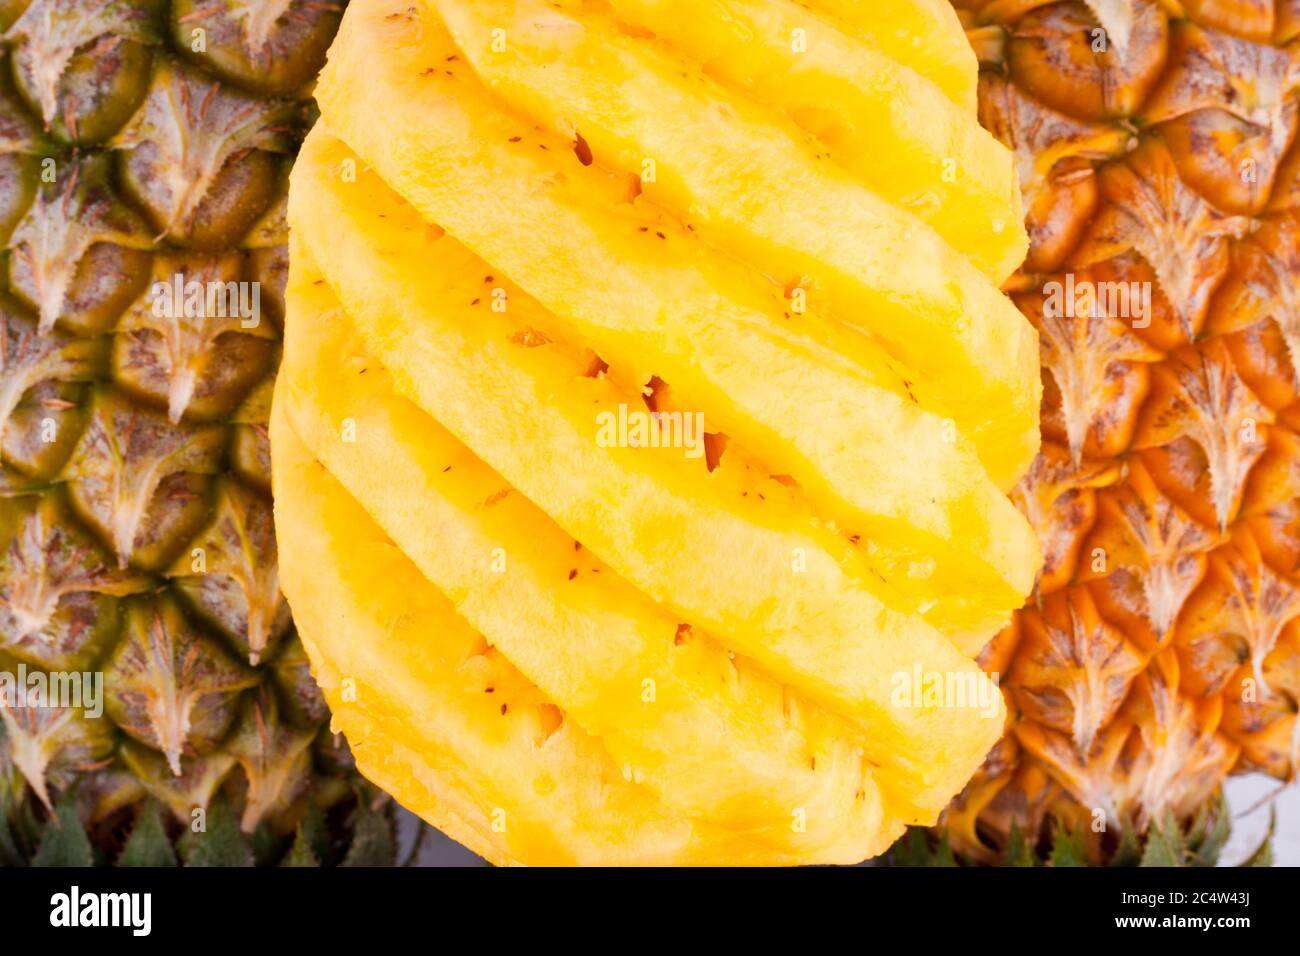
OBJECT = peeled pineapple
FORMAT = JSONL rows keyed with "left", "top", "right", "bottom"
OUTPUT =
{"left": 274, "top": 0, "right": 1041, "bottom": 864}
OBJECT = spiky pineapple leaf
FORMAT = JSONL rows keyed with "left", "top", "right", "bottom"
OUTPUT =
{"left": 1001, "top": 822, "right": 1035, "bottom": 867}
{"left": 931, "top": 838, "right": 959, "bottom": 867}
{"left": 284, "top": 832, "right": 321, "bottom": 867}
{"left": 32, "top": 789, "right": 94, "bottom": 867}
{"left": 116, "top": 801, "right": 177, "bottom": 867}
{"left": 4, "top": 778, "right": 47, "bottom": 861}
{"left": 0, "top": 815, "right": 20, "bottom": 866}
{"left": 1110, "top": 824, "right": 1143, "bottom": 867}
{"left": 883, "top": 827, "right": 937, "bottom": 866}
{"left": 249, "top": 822, "right": 281, "bottom": 866}
{"left": 283, "top": 801, "right": 329, "bottom": 868}
{"left": 881, "top": 828, "right": 966, "bottom": 866}
{"left": 284, "top": 831, "right": 322, "bottom": 867}
{"left": 1241, "top": 811, "right": 1275, "bottom": 868}
{"left": 1048, "top": 826, "right": 1088, "bottom": 867}
{"left": 1140, "top": 810, "right": 1187, "bottom": 866}
{"left": 1188, "top": 794, "right": 1231, "bottom": 866}
{"left": 341, "top": 798, "right": 395, "bottom": 867}
{"left": 180, "top": 798, "right": 253, "bottom": 867}
{"left": 0, "top": 783, "right": 24, "bottom": 867}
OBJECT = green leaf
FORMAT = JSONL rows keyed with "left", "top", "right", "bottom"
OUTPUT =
{"left": 0, "top": 783, "right": 25, "bottom": 867}
{"left": 1048, "top": 825, "right": 1088, "bottom": 867}
{"left": 249, "top": 822, "right": 281, "bottom": 866}
{"left": 341, "top": 799, "right": 395, "bottom": 867}
{"left": 1189, "top": 794, "right": 1231, "bottom": 867}
{"left": 0, "top": 815, "right": 20, "bottom": 865}
{"left": 1109, "top": 823, "right": 1143, "bottom": 867}
{"left": 884, "top": 828, "right": 935, "bottom": 867}
{"left": 11, "top": 786, "right": 47, "bottom": 859}
{"left": 180, "top": 798, "right": 253, "bottom": 867}
{"left": 303, "top": 801, "right": 331, "bottom": 863}
{"left": 1001, "top": 821, "right": 1035, "bottom": 867}
{"left": 116, "top": 801, "right": 177, "bottom": 867}
{"left": 284, "top": 830, "right": 321, "bottom": 866}
{"left": 1140, "top": 810, "right": 1187, "bottom": 867}
{"left": 284, "top": 803, "right": 330, "bottom": 867}
{"left": 931, "top": 836, "right": 959, "bottom": 867}
{"left": 32, "top": 789, "right": 94, "bottom": 868}
{"left": 1186, "top": 796, "right": 1213, "bottom": 851}
{"left": 1240, "top": 810, "right": 1275, "bottom": 868}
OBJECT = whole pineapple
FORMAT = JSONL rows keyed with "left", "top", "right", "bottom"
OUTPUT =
{"left": 0, "top": 0, "right": 397, "bottom": 866}
{"left": 941, "top": 0, "right": 1300, "bottom": 864}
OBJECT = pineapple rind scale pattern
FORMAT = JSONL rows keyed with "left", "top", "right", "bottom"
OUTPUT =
{"left": 948, "top": 0, "right": 1300, "bottom": 863}
{"left": 0, "top": 0, "right": 387, "bottom": 865}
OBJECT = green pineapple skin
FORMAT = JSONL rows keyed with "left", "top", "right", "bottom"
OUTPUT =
{"left": 0, "top": 0, "right": 403, "bottom": 866}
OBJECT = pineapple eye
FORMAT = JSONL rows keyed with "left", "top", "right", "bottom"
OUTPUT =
{"left": 168, "top": 0, "right": 341, "bottom": 98}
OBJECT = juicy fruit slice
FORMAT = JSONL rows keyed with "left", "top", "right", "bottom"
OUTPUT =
{"left": 602, "top": 0, "right": 1028, "bottom": 282}
{"left": 276, "top": 0, "right": 1041, "bottom": 864}
{"left": 271, "top": 405, "right": 807, "bottom": 866}
{"left": 279, "top": 247, "right": 897, "bottom": 857}
{"left": 289, "top": 129, "right": 1006, "bottom": 821}
{"left": 426, "top": 0, "right": 1039, "bottom": 488}
{"left": 805, "top": 0, "right": 979, "bottom": 115}
{"left": 293, "top": 129, "right": 1014, "bottom": 652}
{"left": 312, "top": 9, "right": 1040, "bottom": 626}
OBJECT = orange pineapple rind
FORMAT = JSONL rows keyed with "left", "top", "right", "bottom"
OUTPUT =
{"left": 948, "top": 0, "right": 1300, "bottom": 862}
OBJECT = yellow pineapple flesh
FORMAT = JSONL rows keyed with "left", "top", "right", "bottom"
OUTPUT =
{"left": 274, "top": 0, "right": 1040, "bottom": 864}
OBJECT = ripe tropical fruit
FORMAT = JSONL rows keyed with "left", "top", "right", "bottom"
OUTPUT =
{"left": 937, "top": 0, "right": 1300, "bottom": 865}
{"left": 275, "top": 0, "right": 1041, "bottom": 864}
{"left": 0, "top": 0, "right": 408, "bottom": 866}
